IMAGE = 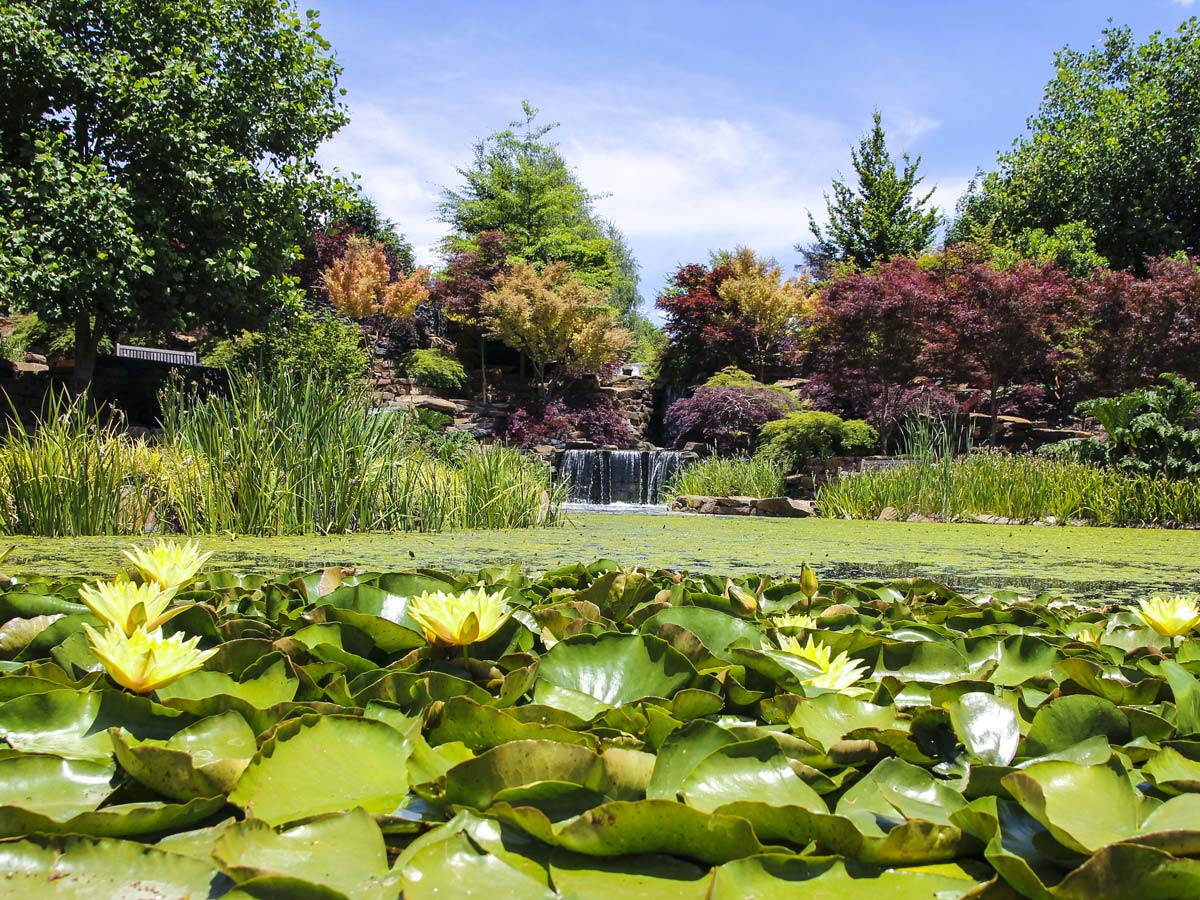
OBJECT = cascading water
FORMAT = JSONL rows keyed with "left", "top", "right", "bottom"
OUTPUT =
{"left": 559, "top": 449, "right": 682, "bottom": 510}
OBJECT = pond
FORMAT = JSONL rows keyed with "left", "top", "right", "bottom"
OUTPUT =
{"left": 4, "top": 513, "right": 1195, "bottom": 599}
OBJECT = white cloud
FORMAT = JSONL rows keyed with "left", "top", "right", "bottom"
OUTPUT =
{"left": 1172, "top": 0, "right": 1195, "bottom": 7}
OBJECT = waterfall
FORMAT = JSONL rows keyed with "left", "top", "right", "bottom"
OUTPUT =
{"left": 558, "top": 449, "right": 683, "bottom": 508}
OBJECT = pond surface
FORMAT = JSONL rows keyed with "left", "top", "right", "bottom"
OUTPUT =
{"left": 4, "top": 513, "right": 1196, "bottom": 599}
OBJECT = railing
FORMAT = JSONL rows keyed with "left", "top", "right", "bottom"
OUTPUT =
{"left": 114, "top": 343, "right": 198, "bottom": 366}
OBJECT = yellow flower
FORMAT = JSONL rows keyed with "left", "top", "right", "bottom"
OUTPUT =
{"left": 1136, "top": 595, "right": 1200, "bottom": 640}
{"left": 800, "top": 563, "right": 819, "bottom": 600}
{"left": 83, "top": 623, "right": 216, "bottom": 694}
{"left": 78, "top": 579, "right": 183, "bottom": 636}
{"left": 407, "top": 586, "right": 509, "bottom": 647}
{"left": 772, "top": 613, "right": 817, "bottom": 630}
{"left": 122, "top": 539, "right": 213, "bottom": 589}
{"left": 778, "top": 634, "right": 868, "bottom": 690}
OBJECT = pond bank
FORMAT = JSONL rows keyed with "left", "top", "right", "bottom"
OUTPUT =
{"left": 3, "top": 513, "right": 1194, "bottom": 600}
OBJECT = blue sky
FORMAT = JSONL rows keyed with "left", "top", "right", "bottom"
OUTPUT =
{"left": 312, "top": 0, "right": 1198, "bottom": 315}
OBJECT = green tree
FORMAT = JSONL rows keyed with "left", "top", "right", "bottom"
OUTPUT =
{"left": 439, "top": 102, "right": 637, "bottom": 312}
{"left": 964, "top": 21, "right": 1200, "bottom": 270}
{"left": 0, "top": 0, "right": 347, "bottom": 387}
{"left": 802, "top": 112, "right": 941, "bottom": 273}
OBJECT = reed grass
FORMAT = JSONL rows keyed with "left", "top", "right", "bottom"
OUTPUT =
{"left": 818, "top": 447, "right": 1200, "bottom": 527}
{"left": 665, "top": 455, "right": 787, "bottom": 499}
{"left": 0, "top": 372, "right": 565, "bottom": 536}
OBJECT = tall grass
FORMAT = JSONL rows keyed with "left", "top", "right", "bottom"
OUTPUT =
{"left": 665, "top": 455, "right": 787, "bottom": 499}
{"left": 818, "top": 445, "right": 1200, "bottom": 527}
{"left": 0, "top": 372, "right": 565, "bottom": 536}
{"left": 0, "top": 389, "right": 158, "bottom": 535}
{"left": 160, "top": 371, "right": 413, "bottom": 534}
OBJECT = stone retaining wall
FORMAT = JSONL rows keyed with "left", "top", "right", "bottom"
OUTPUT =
{"left": 671, "top": 495, "right": 816, "bottom": 517}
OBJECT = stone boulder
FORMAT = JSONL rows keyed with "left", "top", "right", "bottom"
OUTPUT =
{"left": 751, "top": 497, "right": 815, "bottom": 518}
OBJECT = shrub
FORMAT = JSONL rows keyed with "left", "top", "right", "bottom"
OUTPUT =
{"left": 204, "top": 302, "right": 368, "bottom": 382}
{"left": 1064, "top": 373, "right": 1200, "bottom": 478}
{"left": 665, "top": 386, "right": 797, "bottom": 455}
{"left": 402, "top": 349, "right": 467, "bottom": 390}
{"left": 757, "top": 411, "right": 878, "bottom": 472}
{"left": 665, "top": 455, "right": 786, "bottom": 499}
{"left": 500, "top": 394, "right": 637, "bottom": 449}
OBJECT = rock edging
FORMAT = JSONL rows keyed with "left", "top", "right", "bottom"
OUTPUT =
{"left": 671, "top": 495, "right": 816, "bottom": 518}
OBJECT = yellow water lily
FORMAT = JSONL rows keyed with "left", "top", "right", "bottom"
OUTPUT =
{"left": 123, "top": 539, "right": 213, "bottom": 589}
{"left": 778, "top": 634, "right": 868, "bottom": 690}
{"left": 772, "top": 612, "right": 817, "bottom": 630}
{"left": 407, "top": 586, "right": 509, "bottom": 647}
{"left": 83, "top": 623, "right": 216, "bottom": 694}
{"left": 77, "top": 579, "right": 182, "bottom": 636}
{"left": 800, "top": 563, "right": 819, "bottom": 601}
{"left": 1136, "top": 594, "right": 1200, "bottom": 641}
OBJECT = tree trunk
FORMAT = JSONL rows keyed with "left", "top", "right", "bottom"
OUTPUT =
{"left": 70, "top": 313, "right": 101, "bottom": 393}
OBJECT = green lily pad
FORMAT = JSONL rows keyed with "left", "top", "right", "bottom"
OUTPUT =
{"left": 678, "top": 738, "right": 827, "bottom": 813}
{"left": 0, "top": 835, "right": 225, "bottom": 898}
{"left": 0, "top": 689, "right": 186, "bottom": 761}
{"left": 948, "top": 691, "right": 1020, "bottom": 766}
{"left": 0, "top": 754, "right": 114, "bottom": 819}
{"left": 229, "top": 715, "right": 414, "bottom": 825}
{"left": 215, "top": 809, "right": 397, "bottom": 899}
{"left": 534, "top": 633, "right": 696, "bottom": 717}
{"left": 708, "top": 854, "right": 987, "bottom": 899}
{"left": 111, "top": 711, "right": 257, "bottom": 800}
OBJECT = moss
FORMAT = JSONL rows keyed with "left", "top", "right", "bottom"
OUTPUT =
{"left": 1, "top": 515, "right": 1192, "bottom": 600}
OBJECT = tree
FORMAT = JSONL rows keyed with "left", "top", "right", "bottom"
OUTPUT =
{"left": 714, "top": 247, "right": 814, "bottom": 380}
{"left": 0, "top": 0, "right": 347, "bottom": 388}
{"left": 295, "top": 191, "right": 416, "bottom": 300}
{"left": 1074, "top": 256, "right": 1200, "bottom": 395}
{"left": 656, "top": 262, "right": 752, "bottom": 382}
{"left": 322, "top": 236, "right": 429, "bottom": 319}
{"left": 802, "top": 112, "right": 941, "bottom": 273}
{"left": 807, "top": 258, "right": 937, "bottom": 440}
{"left": 430, "top": 231, "right": 512, "bottom": 322}
{"left": 925, "top": 260, "right": 1073, "bottom": 443}
{"left": 439, "top": 102, "right": 637, "bottom": 311}
{"left": 964, "top": 21, "right": 1200, "bottom": 270}
{"left": 482, "top": 262, "right": 631, "bottom": 395}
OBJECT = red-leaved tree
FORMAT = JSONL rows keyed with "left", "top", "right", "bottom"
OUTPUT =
{"left": 924, "top": 260, "right": 1073, "bottom": 443}
{"left": 807, "top": 258, "right": 937, "bottom": 442}
{"left": 1074, "top": 256, "right": 1200, "bottom": 396}
{"left": 430, "top": 230, "right": 511, "bottom": 322}
{"left": 656, "top": 263, "right": 756, "bottom": 382}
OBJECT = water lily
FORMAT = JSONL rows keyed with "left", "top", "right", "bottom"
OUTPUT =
{"left": 83, "top": 623, "right": 216, "bottom": 694}
{"left": 800, "top": 563, "right": 819, "bottom": 601}
{"left": 777, "top": 634, "right": 868, "bottom": 690}
{"left": 407, "top": 586, "right": 509, "bottom": 647}
{"left": 1136, "top": 594, "right": 1200, "bottom": 643}
{"left": 772, "top": 612, "right": 817, "bottom": 630}
{"left": 78, "top": 579, "right": 182, "bottom": 636}
{"left": 123, "top": 539, "right": 213, "bottom": 589}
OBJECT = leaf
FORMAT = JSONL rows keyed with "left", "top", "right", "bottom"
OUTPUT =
{"left": 0, "top": 835, "right": 224, "bottom": 898}
{"left": 534, "top": 633, "right": 696, "bottom": 716}
{"left": 948, "top": 691, "right": 1020, "bottom": 765}
{"left": 0, "top": 754, "right": 114, "bottom": 819}
{"left": 214, "top": 809, "right": 396, "bottom": 899}
{"left": 547, "top": 849, "right": 710, "bottom": 900}
{"left": 0, "top": 689, "right": 186, "bottom": 761}
{"left": 1003, "top": 760, "right": 1149, "bottom": 854}
{"left": 399, "top": 830, "right": 555, "bottom": 900}
{"left": 229, "top": 715, "right": 414, "bottom": 825}
{"left": 110, "top": 711, "right": 257, "bottom": 800}
{"left": 1023, "top": 695, "right": 1129, "bottom": 756}
{"left": 678, "top": 738, "right": 827, "bottom": 813}
{"left": 708, "top": 854, "right": 987, "bottom": 899}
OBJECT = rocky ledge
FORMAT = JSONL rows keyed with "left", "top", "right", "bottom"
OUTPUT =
{"left": 671, "top": 495, "right": 817, "bottom": 518}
